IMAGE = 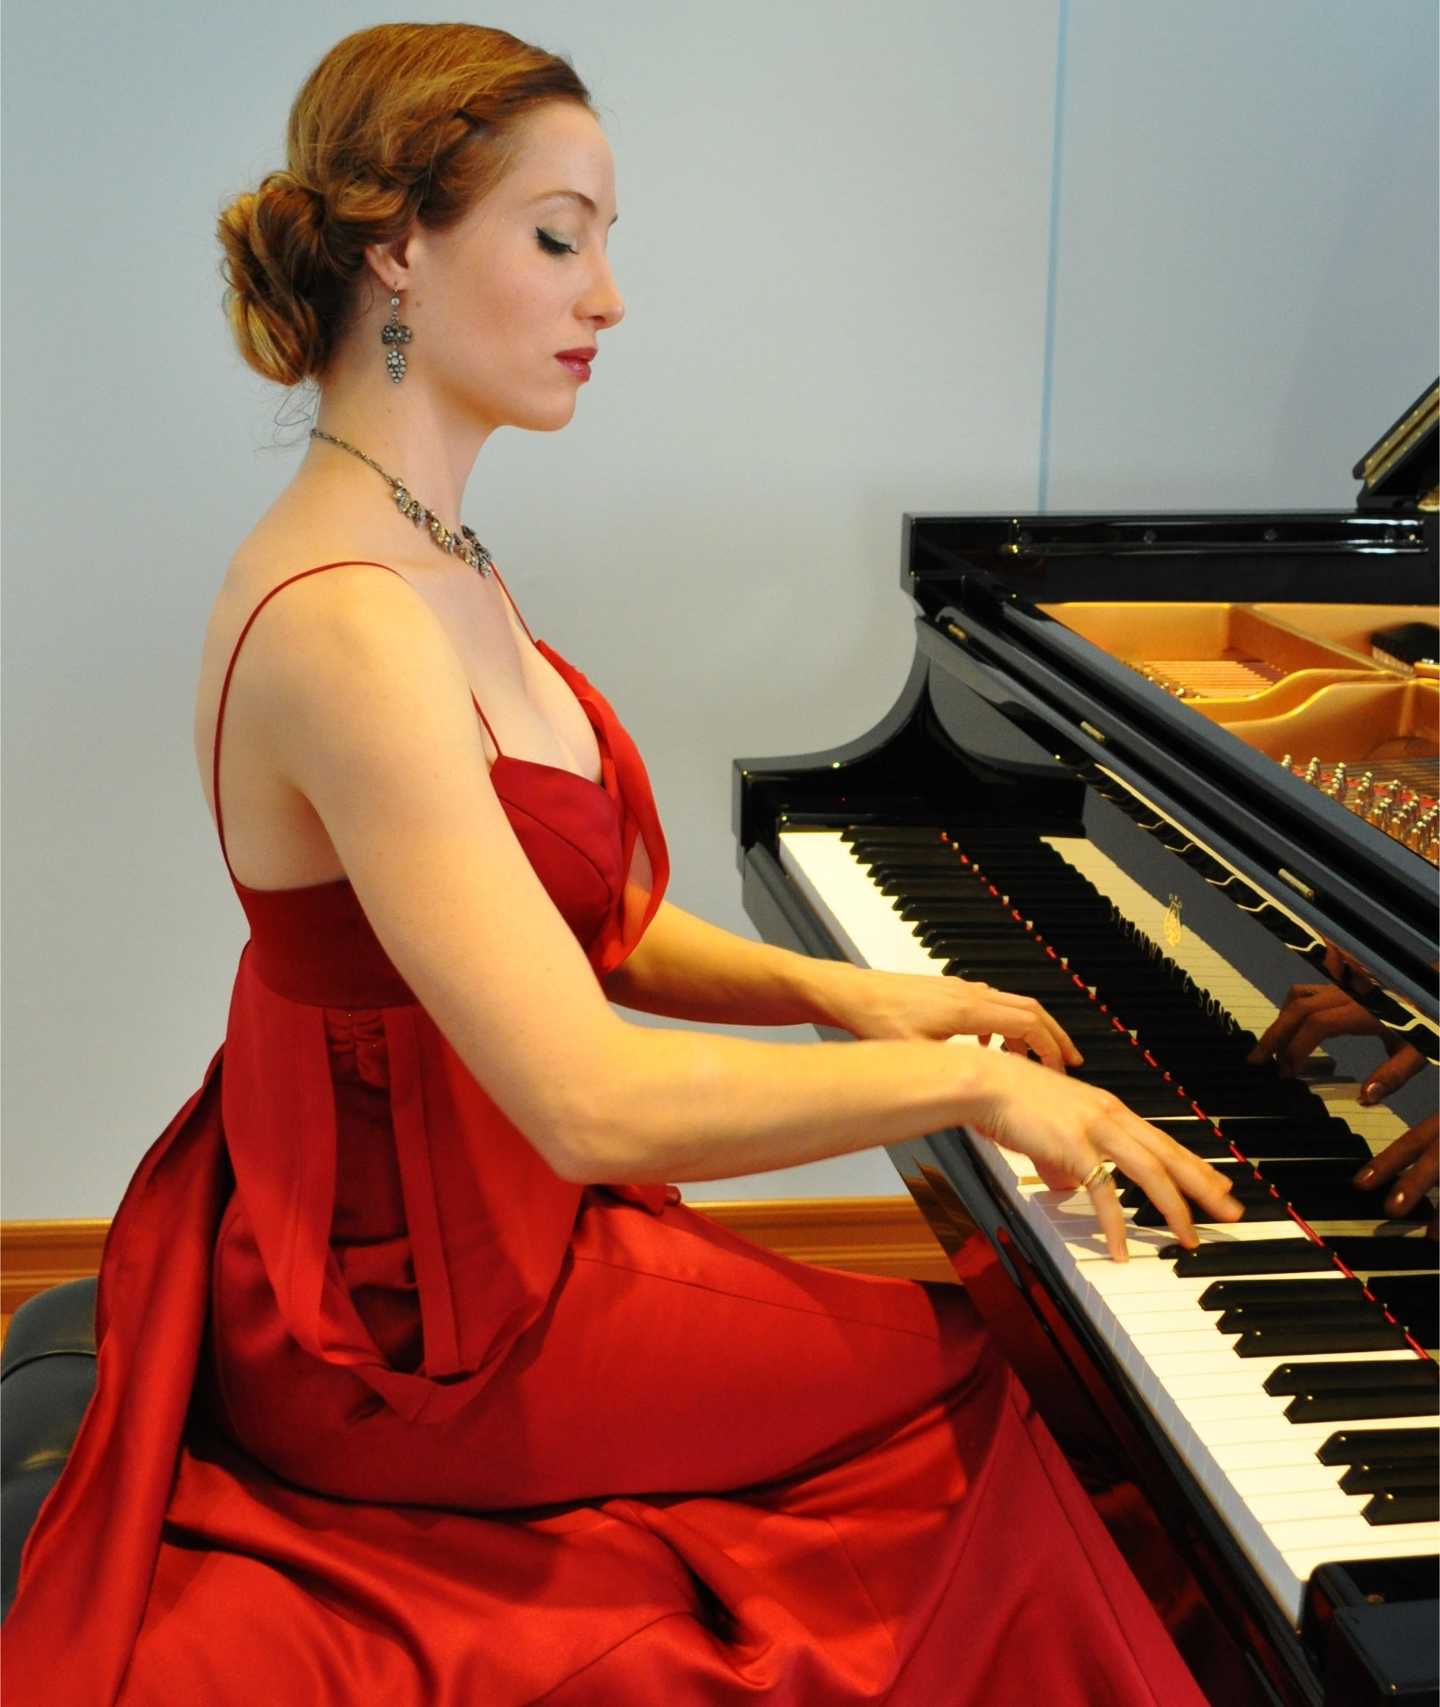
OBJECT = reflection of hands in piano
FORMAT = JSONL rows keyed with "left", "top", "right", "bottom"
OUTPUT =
{"left": 1247, "top": 978, "right": 1388, "bottom": 1077}
{"left": 824, "top": 967, "right": 1084, "bottom": 1073}
{"left": 1354, "top": 1106, "right": 1438, "bottom": 1234}
{"left": 963, "top": 1050, "right": 1245, "bottom": 1262}
{"left": 1246, "top": 945, "right": 1431, "bottom": 1088}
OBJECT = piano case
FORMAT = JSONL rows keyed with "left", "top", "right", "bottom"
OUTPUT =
{"left": 734, "top": 385, "right": 1439, "bottom": 1707}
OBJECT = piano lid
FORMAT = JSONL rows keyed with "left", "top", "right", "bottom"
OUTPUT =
{"left": 900, "top": 502, "right": 1438, "bottom": 1056}
{"left": 1353, "top": 379, "right": 1438, "bottom": 513}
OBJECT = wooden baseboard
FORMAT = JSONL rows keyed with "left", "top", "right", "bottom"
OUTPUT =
{"left": 0, "top": 1197, "right": 955, "bottom": 1341}
{"left": 1, "top": 1220, "right": 113, "bottom": 1324}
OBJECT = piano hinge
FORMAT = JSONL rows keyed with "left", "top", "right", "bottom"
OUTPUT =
{"left": 1079, "top": 719, "right": 1106, "bottom": 745}
{"left": 1276, "top": 867, "right": 1317, "bottom": 902}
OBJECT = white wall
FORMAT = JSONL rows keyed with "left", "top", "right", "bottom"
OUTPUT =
{"left": 3, "top": 0, "right": 1435, "bottom": 1221}
{"left": 1044, "top": 0, "right": 1438, "bottom": 510}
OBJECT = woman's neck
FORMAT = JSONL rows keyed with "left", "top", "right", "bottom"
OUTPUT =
{"left": 309, "top": 350, "right": 492, "bottom": 527}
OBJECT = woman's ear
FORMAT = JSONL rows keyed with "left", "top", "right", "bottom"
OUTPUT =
{"left": 361, "top": 236, "right": 414, "bottom": 295}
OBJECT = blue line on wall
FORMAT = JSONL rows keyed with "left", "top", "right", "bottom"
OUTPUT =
{"left": 1038, "top": 0, "right": 1070, "bottom": 513}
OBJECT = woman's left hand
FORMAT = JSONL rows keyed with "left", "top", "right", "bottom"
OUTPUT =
{"left": 821, "top": 965, "right": 1084, "bottom": 1072}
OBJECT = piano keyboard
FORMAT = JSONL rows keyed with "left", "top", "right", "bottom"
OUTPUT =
{"left": 778, "top": 824, "right": 1439, "bottom": 1626}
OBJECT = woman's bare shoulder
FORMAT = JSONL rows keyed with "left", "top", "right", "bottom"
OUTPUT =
{"left": 193, "top": 519, "right": 434, "bottom": 813}
{"left": 206, "top": 513, "right": 440, "bottom": 683}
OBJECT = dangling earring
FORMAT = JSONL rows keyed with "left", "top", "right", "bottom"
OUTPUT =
{"left": 381, "top": 289, "right": 413, "bottom": 384}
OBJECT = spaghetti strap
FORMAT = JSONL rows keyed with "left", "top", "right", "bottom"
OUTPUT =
{"left": 470, "top": 698, "right": 504, "bottom": 757}
{"left": 489, "top": 559, "right": 539, "bottom": 647}
{"left": 212, "top": 562, "right": 407, "bottom": 883}
{"left": 211, "top": 557, "right": 508, "bottom": 885}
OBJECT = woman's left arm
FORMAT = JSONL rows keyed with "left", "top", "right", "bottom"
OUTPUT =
{"left": 599, "top": 900, "right": 849, "bottom": 1026}
{"left": 600, "top": 900, "right": 1082, "bottom": 1068}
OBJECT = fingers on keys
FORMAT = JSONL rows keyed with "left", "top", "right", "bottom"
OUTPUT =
{"left": 1082, "top": 1165, "right": 1131, "bottom": 1263}
{"left": 1093, "top": 1115, "right": 1243, "bottom": 1261}
{"left": 995, "top": 994, "right": 1082, "bottom": 1072}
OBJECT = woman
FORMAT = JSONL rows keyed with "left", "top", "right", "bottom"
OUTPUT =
{"left": 4, "top": 24, "right": 1241, "bottom": 1704}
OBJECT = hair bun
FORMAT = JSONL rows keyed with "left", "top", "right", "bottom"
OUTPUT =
{"left": 217, "top": 170, "right": 336, "bottom": 388}
{"left": 258, "top": 169, "right": 323, "bottom": 220}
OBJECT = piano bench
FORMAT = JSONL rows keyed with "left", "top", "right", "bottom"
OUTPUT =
{"left": 0, "top": 1276, "right": 98, "bottom": 1623}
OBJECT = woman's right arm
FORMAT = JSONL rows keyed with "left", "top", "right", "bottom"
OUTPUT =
{"left": 257, "top": 569, "right": 1239, "bottom": 1253}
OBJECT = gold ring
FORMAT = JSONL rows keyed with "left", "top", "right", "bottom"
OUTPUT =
{"left": 1080, "top": 1160, "right": 1113, "bottom": 1193}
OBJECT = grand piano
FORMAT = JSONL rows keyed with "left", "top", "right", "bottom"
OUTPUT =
{"left": 734, "top": 383, "right": 1439, "bottom": 1707}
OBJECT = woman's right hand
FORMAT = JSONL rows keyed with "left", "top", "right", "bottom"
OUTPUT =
{"left": 961, "top": 1049, "right": 1245, "bottom": 1261}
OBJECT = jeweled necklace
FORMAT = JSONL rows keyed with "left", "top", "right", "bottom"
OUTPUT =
{"left": 309, "top": 428, "right": 494, "bottom": 577}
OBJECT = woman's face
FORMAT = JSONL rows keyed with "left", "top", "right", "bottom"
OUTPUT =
{"left": 396, "top": 102, "right": 623, "bottom": 435}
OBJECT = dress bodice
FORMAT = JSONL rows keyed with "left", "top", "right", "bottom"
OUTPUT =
{"left": 208, "top": 563, "right": 672, "bottom": 1424}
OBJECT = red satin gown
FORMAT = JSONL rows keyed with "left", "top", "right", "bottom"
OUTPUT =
{"left": 3, "top": 562, "right": 1208, "bottom": 1706}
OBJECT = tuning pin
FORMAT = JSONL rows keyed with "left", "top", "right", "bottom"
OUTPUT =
{"left": 1372, "top": 779, "right": 1401, "bottom": 822}
{"left": 1280, "top": 752, "right": 1293, "bottom": 772}
{"left": 1355, "top": 770, "right": 1375, "bottom": 807}
{"left": 1389, "top": 797, "right": 1419, "bottom": 837}
{"left": 1324, "top": 761, "right": 1348, "bottom": 798}
{"left": 1303, "top": 756, "right": 1321, "bottom": 786}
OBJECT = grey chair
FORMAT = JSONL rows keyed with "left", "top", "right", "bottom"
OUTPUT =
{"left": 0, "top": 1277, "right": 99, "bottom": 1621}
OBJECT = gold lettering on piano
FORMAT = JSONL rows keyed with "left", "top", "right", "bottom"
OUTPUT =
{"left": 1164, "top": 893, "right": 1184, "bottom": 949}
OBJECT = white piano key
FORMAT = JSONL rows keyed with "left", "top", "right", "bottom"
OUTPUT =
{"left": 1163, "top": 1363, "right": 1401, "bottom": 1401}
{"left": 1228, "top": 1462, "right": 1373, "bottom": 1499}
{"left": 1206, "top": 1417, "right": 1438, "bottom": 1457}
{"left": 777, "top": 827, "right": 1440, "bottom": 1624}
{"left": 1282, "top": 1535, "right": 1440, "bottom": 1583}
{"left": 1207, "top": 1428, "right": 1438, "bottom": 1475}
{"left": 1270, "top": 1514, "right": 1440, "bottom": 1553}
{"left": 1158, "top": 1350, "right": 1412, "bottom": 1392}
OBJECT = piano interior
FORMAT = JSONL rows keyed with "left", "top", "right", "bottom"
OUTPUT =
{"left": 1039, "top": 602, "right": 1440, "bottom": 865}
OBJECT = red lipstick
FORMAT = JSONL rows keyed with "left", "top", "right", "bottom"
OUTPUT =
{"left": 555, "top": 346, "right": 596, "bottom": 381}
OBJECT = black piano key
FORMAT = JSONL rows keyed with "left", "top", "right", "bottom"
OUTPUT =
{"left": 1340, "top": 1460, "right": 1440, "bottom": 1494}
{"left": 1234, "top": 1322, "right": 1411, "bottom": 1356}
{"left": 1168, "top": 1240, "right": 1334, "bottom": 1276}
{"left": 1368, "top": 1277, "right": 1440, "bottom": 1343}
{"left": 939, "top": 949, "right": 1069, "bottom": 974}
{"left": 1119, "top": 1170, "right": 1268, "bottom": 1204}
{"left": 1153, "top": 1186, "right": 1426, "bottom": 1224}
{"left": 1203, "top": 1279, "right": 1366, "bottom": 1312}
{"left": 1142, "top": 1196, "right": 1294, "bottom": 1226}
{"left": 1363, "top": 1488, "right": 1440, "bottom": 1525}
{"left": 1218, "top": 1302, "right": 1386, "bottom": 1334}
{"left": 841, "top": 827, "right": 950, "bottom": 847}
{"left": 1264, "top": 1359, "right": 1439, "bottom": 1395}
{"left": 1223, "top": 1129, "right": 1371, "bottom": 1163}
{"left": 1328, "top": 1237, "right": 1440, "bottom": 1273}
{"left": 1319, "top": 1426, "right": 1440, "bottom": 1465}
{"left": 1292, "top": 1190, "right": 1435, "bottom": 1223}
{"left": 1284, "top": 1387, "right": 1440, "bottom": 1423}
{"left": 1211, "top": 1159, "right": 1378, "bottom": 1188}
{"left": 1151, "top": 1119, "right": 1369, "bottom": 1162}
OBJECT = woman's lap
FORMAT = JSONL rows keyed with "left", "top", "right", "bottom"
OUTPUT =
{"left": 208, "top": 1187, "right": 1001, "bottom": 1508}
{"left": 201, "top": 1187, "right": 1209, "bottom": 1704}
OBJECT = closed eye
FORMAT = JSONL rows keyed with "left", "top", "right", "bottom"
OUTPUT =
{"left": 536, "top": 228, "right": 576, "bottom": 256}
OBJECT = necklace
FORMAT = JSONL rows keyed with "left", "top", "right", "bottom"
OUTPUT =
{"left": 309, "top": 428, "right": 494, "bottom": 577}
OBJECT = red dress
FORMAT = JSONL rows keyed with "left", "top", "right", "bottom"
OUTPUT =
{"left": 3, "top": 562, "right": 1207, "bottom": 1706}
